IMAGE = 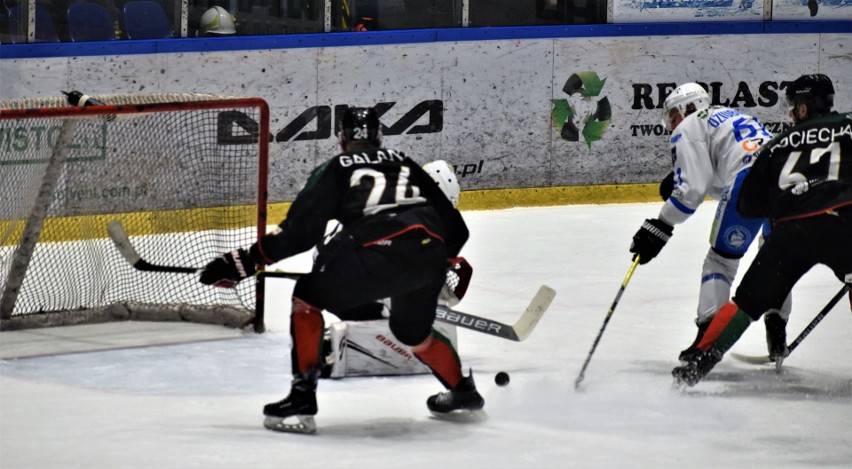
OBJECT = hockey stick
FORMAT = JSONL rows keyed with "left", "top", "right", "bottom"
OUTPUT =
{"left": 264, "top": 272, "right": 555, "bottom": 341}
{"left": 435, "top": 285, "right": 556, "bottom": 341}
{"left": 106, "top": 220, "right": 303, "bottom": 278}
{"left": 266, "top": 271, "right": 557, "bottom": 342}
{"left": 107, "top": 220, "right": 198, "bottom": 273}
{"left": 574, "top": 256, "right": 641, "bottom": 389}
{"left": 730, "top": 283, "right": 852, "bottom": 365}
{"left": 107, "top": 224, "right": 558, "bottom": 342}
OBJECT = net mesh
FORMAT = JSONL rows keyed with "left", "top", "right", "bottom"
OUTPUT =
{"left": 0, "top": 93, "right": 268, "bottom": 331}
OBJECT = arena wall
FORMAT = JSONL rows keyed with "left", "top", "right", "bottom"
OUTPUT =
{"left": 2, "top": 22, "right": 850, "bottom": 208}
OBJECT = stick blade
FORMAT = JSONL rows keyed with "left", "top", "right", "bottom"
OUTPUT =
{"left": 729, "top": 352, "right": 772, "bottom": 365}
{"left": 512, "top": 285, "right": 556, "bottom": 341}
{"left": 107, "top": 220, "right": 196, "bottom": 274}
{"left": 106, "top": 220, "right": 141, "bottom": 265}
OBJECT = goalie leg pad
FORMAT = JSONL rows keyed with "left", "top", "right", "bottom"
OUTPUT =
{"left": 326, "top": 322, "right": 348, "bottom": 378}
{"left": 324, "top": 320, "right": 458, "bottom": 379}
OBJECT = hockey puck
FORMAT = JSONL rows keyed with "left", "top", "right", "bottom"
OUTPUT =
{"left": 495, "top": 371, "right": 510, "bottom": 386}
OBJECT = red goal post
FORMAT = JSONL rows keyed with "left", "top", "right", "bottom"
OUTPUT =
{"left": 0, "top": 93, "right": 269, "bottom": 332}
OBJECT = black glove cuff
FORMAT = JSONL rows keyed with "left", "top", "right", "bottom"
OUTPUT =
{"left": 659, "top": 172, "right": 674, "bottom": 202}
{"left": 231, "top": 249, "right": 257, "bottom": 278}
{"left": 643, "top": 218, "right": 673, "bottom": 241}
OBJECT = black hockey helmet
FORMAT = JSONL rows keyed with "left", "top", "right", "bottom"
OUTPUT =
{"left": 785, "top": 74, "right": 835, "bottom": 120}
{"left": 338, "top": 107, "right": 381, "bottom": 146}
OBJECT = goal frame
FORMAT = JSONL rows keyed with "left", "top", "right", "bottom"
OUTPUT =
{"left": 0, "top": 96, "right": 270, "bottom": 332}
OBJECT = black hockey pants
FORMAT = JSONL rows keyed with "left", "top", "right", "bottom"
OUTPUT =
{"left": 733, "top": 207, "right": 852, "bottom": 320}
{"left": 293, "top": 227, "right": 448, "bottom": 346}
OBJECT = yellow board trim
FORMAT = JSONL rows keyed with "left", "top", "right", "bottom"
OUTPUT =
{"left": 1, "top": 205, "right": 260, "bottom": 244}
{"left": 1, "top": 184, "right": 660, "bottom": 243}
{"left": 268, "top": 183, "right": 659, "bottom": 220}
{"left": 456, "top": 183, "right": 660, "bottom": 211}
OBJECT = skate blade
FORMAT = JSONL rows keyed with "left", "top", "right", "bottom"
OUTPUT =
{"left": 671, "top": 377, "right": 690, "bottom": 391}
{"left": 429, "top": 409, "right": 488, "bottom": 423}
{"left": 263, "top": 415, "right": 317, "bottom": 434}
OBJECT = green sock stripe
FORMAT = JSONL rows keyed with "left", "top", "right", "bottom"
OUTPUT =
{"left": 432, "top": 329, "right": 461, "bottom": 366}
{"left": 713, "top": 309, "right": 752, "bottom": 354}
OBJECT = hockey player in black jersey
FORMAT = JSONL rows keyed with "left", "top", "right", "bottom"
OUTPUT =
{"left": 199, "top": 107, "right": 483, "bottom": 432}
{"left": 673, "top": 74, "right": 852, "bottom": 386}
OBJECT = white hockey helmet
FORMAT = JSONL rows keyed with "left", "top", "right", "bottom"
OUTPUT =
{"left": 423, "top": 160, "right": 460, "bottom": 208}
{"left": 662, "top": 83, "right": 711, "bottom": 130}
{"left": 198, "top": 6, "right": 237, "bottom": 36}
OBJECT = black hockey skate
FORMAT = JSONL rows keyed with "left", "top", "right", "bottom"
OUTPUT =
{"left": 427, "top": 372, "right": 485, "bottom": 414}
{"left": 263, "top": 373, "right": 318, "bottom": 434}
{"left": 764, "top": 313, "right": 789, "bottom": 364}
{"left": 678, "top": 320, "right": 711, "bottom": 362}
{"left": 672, "top": 348, "right": 722, "bottom": 387}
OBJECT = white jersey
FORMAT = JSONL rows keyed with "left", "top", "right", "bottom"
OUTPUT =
{"left": 660, "top": 106, "right": 772, "bottom": 225}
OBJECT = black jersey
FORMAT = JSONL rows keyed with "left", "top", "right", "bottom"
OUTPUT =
{"left": 738, "top": 111, "right": 852, "bottom": 222}
{"left": 250, "top": 147, "right": 468, "bottom": 264}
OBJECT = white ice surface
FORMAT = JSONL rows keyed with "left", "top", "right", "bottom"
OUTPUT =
{"left": 1, "top": 202, "right": 850, "bottom": 468}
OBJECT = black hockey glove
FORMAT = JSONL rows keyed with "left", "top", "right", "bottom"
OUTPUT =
{"left": 659, "top": 172, "right": 674, "bottom": 202}
{"left": 630, "top": 218, "right": 673, "bottom": 265}
{"left": 199, "top": 249, "right": 256, "bottom": 288}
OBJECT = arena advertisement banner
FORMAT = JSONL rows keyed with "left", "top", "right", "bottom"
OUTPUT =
{"left": 1, "top": 32, "right": 850, "bottom": 206}
{"left": 613, "top": 0, "right": 765, "bottom": 22}
{"left": 548, "top": 33, "right": 833, "bottom": 188}
{"left": 613, "top": 0, "right": 852, "bottom": 21}
{"left": 772, "top": 0, "right": 852, "bottom": 19}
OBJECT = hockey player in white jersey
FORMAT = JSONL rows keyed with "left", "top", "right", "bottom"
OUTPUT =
{"left": 628, "top": 83, "right": 790, "bottom": 362}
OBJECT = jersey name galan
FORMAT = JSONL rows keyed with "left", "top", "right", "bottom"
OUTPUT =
{"left": 339, "top": 149, "right": 406, "bottom": 167}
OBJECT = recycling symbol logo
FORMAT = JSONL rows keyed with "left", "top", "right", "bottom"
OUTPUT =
{"left": 551, "top": 71, "right": 612, "bottom": 148}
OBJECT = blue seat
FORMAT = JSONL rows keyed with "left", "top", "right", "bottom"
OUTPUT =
{"left": 7, "top": 5, "right": 60, "bottom": 43}
{"left": 122, "top": 1, "right": 173, "bottom": 39}
{"left": 67, "top": 3, "right": 116, "bottom": 42}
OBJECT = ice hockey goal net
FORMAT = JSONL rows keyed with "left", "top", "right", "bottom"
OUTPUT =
{"left": 0, "top": 93, "right": 269, "bottom": 332}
